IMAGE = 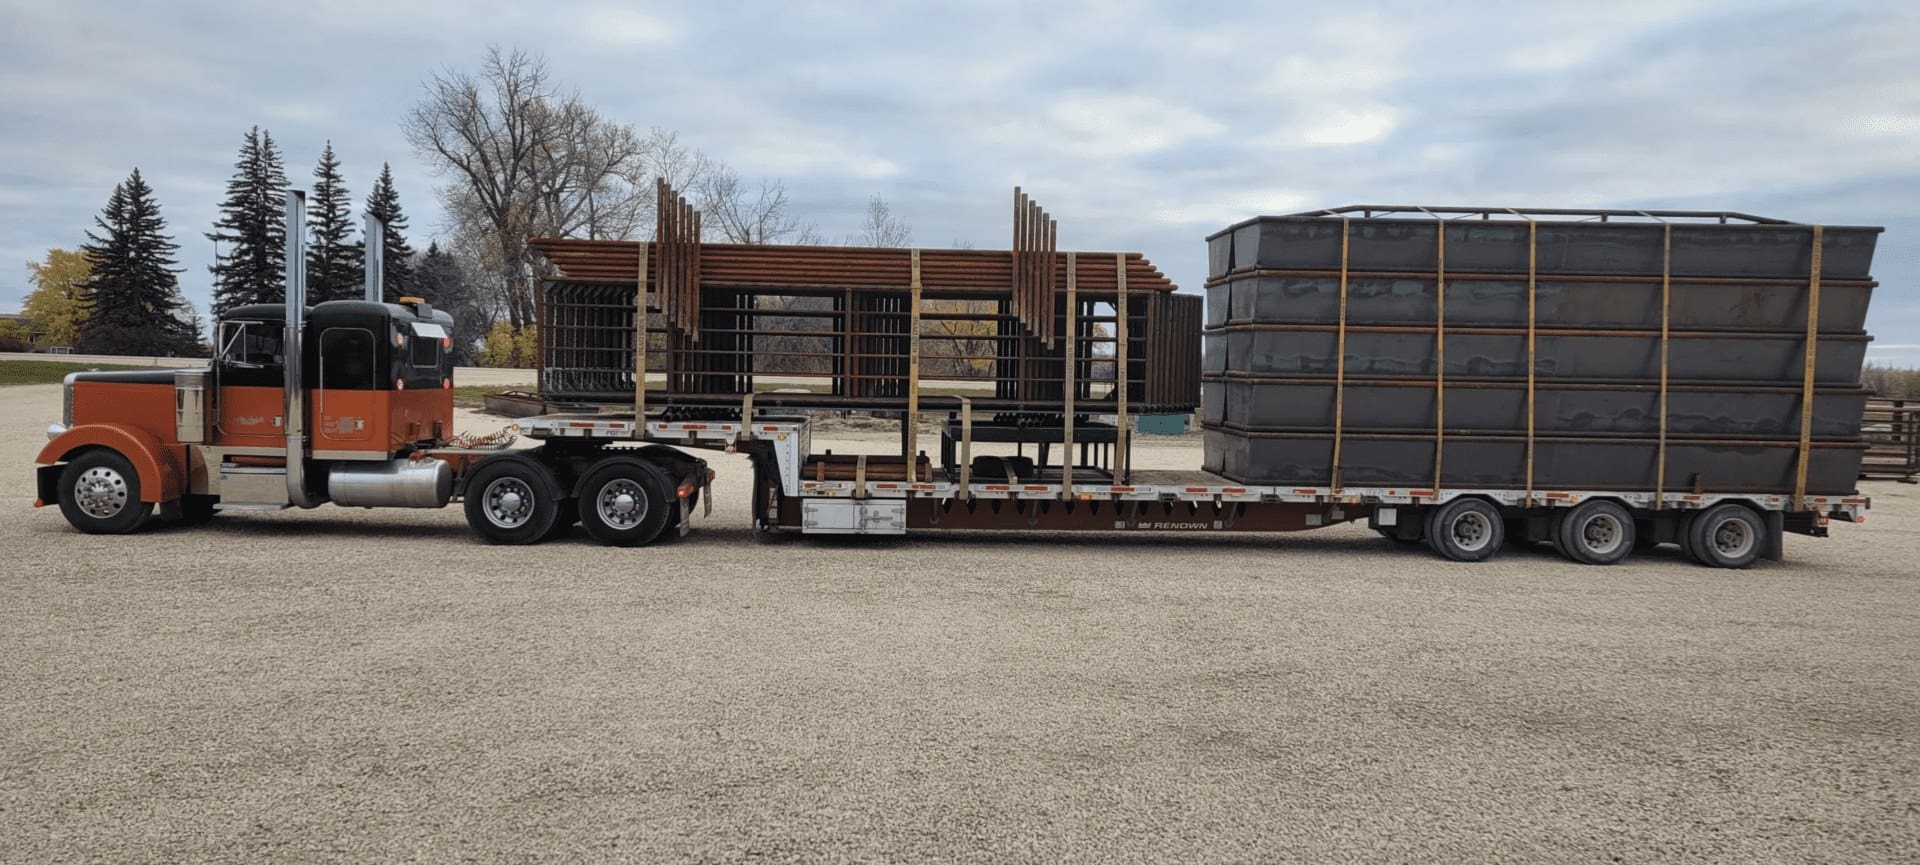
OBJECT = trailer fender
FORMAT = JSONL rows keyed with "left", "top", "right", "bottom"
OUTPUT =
{"left": 36, "top": 424, "right": 182, "bottom": 505}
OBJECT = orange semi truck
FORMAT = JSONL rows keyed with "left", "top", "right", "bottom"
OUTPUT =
{"left": 35, "top": 192, "right": 710, "bottom": 545}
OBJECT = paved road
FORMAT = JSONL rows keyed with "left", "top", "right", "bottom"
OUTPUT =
{"left": 2, "top": 381, "right": 1916, "bottom": 863}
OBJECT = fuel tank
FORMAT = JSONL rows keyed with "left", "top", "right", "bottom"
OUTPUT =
{"left": 327, "top": 457, "right": 453, "bottom": 508}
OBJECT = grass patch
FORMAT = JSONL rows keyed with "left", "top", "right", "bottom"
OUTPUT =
{"left": 452, "top": 385, "right": 505, "bottom": 409}
{"left": 0, "top": 359, "right": 152, "bottom": 386}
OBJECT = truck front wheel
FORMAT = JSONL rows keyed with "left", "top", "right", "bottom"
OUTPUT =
{"left": 56, "top": 449, "right": 150, "bottom": 535}
{"left": 463, "top": 454, "right": 563, "bottom": 545}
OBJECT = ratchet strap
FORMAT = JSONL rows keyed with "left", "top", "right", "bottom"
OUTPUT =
{"left": 1793, "top": 226, "right": 1824, "bottom": 510}
{"left": 1433, "top": 220, "right": 1447, "bottom": 491}
{"left": 1062, "top": 252, "right": 1077, "bottom": 499}
{"left": 1332, "top": 219, "right": 1350, "bottom": 492}
{"left": 1655, "top": 223, "right": 1672, "bottom": 508}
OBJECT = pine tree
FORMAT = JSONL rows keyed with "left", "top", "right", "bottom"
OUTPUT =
{"left": 207, "top": 126, "right": 289, "bottom": 314}
{"left": 414, "top": 241, "right": 483, "bottom": 365}
{"left": 365, "top": 162, "right": 416, "bottom": 301}
{"left": 307, "top": 142, "right": 363, "bottom": 302}
{"left": 77, "top": 169, "right": 197, "bottom": 356}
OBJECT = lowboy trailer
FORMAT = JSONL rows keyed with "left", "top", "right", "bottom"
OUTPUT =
{"left": 514, "top": 410, "right": 1867, "bottom": 568}
{"left": 31, "top": 191, "right": 1874, "bottom": 567}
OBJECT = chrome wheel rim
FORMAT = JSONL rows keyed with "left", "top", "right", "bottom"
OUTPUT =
{"left": 73, "top": 466, "right": 130, "bottom": 519}
{"left": 483, "top": 477, "right": 535, "bottom": 529}
{"left": 1580, "top": 513, "right": 1625, "bottom": 556}
{"left": 596, "top": 479, "right": 648, "bottom": 530}
{"left": 1450, "top": 510, "right": 1493, "bottom": 552}
{"left": 1711, "top": 516, "right": 1755, "bottom": 559}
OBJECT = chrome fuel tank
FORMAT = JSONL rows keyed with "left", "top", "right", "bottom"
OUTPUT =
{"left": 327, "top": 457, "right": 453, "bottom": 508}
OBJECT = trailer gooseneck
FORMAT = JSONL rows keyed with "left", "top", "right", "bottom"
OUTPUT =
{"left": 32, "top": 187, "right": 1877, "bottom": 568}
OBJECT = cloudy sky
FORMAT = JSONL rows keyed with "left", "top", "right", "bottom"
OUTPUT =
{"left": 2, "top": 0, "right": 1916, "bottom": 360}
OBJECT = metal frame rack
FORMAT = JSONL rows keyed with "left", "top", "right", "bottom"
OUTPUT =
{"left": 531, "top": 183, "right": 1202, "bottom": 487}
{"left": 1203, "top": 206, "right": 1882, "bottom": 505}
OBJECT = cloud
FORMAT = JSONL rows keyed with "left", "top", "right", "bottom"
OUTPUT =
{"left": 1043, "top": 93, "right": 1226, "bottom": 158}
{"left": 581, "top": 7, "right": 677, "bottom": 47}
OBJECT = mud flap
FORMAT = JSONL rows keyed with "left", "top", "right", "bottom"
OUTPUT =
{"left": 1764, "top": 510, "right": 1786, "bottom": 562}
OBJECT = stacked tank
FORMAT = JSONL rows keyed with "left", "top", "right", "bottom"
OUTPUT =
{"left": 1201, "top": 208, "right": 1881, "bottom": 494}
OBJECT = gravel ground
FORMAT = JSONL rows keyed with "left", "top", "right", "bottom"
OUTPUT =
{"left": 2, "top": 382, "right": 1916, "bottom": 863}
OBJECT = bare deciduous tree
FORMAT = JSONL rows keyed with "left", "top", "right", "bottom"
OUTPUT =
{"left": 855, "top": 195, "right": 913, "bottom": 247}
{"left": 404, "top": 47, "right": 650, "bottom": 328}
{"left": 697, "top": 164, "right": 803, "bottom": 244}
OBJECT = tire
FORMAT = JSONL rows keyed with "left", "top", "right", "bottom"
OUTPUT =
{"left": 576, "top": 457, "right": 674, "bottom": 547}
{"left": 1556, "top": 500, "right": 1636, "bottom": 565}
{"left": 1688, "top": 503, "right": 1765, "bottom": 569}
{"left": 462, "top": 454, "right": 563, "bottom": 545}
{"left": 55, "top": 449, "right": 151, "bottom": 535}
{"left": 1424, "top": 498, "right": 1504, "bottom": 563}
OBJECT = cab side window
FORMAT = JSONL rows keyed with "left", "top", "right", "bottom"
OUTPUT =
{"left": 215, "top": 321, "right": 284, "bottom": 388}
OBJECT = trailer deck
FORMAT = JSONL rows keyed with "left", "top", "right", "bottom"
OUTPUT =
{"left": 515, "top": 413, "right": 1869, "bottom": 545}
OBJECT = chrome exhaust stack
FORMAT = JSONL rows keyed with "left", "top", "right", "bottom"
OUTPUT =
{"left": 284, "top": 190, "right": 323, "bottom": 508}
{"left": 364, "top": 212, "right": 385, "bottom": 303}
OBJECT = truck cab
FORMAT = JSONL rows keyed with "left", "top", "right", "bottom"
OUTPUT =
{"left": 37, "top": 298, "right": 457, "bottom": 532}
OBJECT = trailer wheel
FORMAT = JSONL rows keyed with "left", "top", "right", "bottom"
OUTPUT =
{"left": 56, "top": 449, "right": 151, "bottom": 535}
{"left": 1557, "top": 500, "right": 1635, "bottom": 565}
{"left": 1687, "top": 503, "right": 1765, "bottom": 569}
{"left": 576, "top": 457, "right": 673, "bottom": 547}
{"left": 463, "top": 454, "right": 563, "bottom": 545}
{"left": 1424, "top": 498, "right": 1504, "bottom": 562}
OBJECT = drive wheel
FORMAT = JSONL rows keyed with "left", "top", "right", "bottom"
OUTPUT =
{"left": 1688, "top": 503, "right": 1764, "bottom": 569}
{"left": 577, "top": 457, "right": 673, "bottom": 547}
{"left": 56, "top": 449, "right": 150, "bottom": 535}
{"left": 463, "top": 454, "right": 562, "bottom": 545}
{"left": 1424, "top": 498, "right": 1504, "bottom": 563}
{"left": 1556, "top": 500, "right": 1635, "bottom": 565}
